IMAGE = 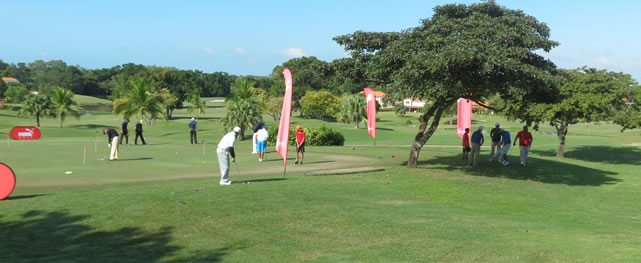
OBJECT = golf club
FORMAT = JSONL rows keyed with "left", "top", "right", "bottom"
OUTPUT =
{"left": 233, "top": 161, "right": 241, "bottom": 177}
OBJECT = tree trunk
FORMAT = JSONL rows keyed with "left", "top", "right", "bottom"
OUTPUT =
{"left": 60, "top": 119, "right": 63, "bottom": 128}
{"left": 407, "top": 102, "right": 447, "bottom": 168}
{"left": 555, "top": 121, "right": 568, "bottom": 158}
{"left": 36, "top": 114, "right": 41, "bottom": 127}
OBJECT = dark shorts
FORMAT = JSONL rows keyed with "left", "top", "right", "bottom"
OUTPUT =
{"left": 463, "top": 146, "right": 471, "bottom": 153}
{"left": 297, "top": 143, "right": 305, "bottom": 153}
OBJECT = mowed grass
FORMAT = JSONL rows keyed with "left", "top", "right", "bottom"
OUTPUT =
{"left": 1, "top": 98, "right": 641, "bottom": 262}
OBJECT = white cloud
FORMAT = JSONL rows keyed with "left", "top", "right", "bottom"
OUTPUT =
{"left": 202, "top": 47, "right": 214, "bottom": 55}
{"left": 278, "top": 48, "right": 305, "bottom": 58}
{"left": 234, "top": 47, "right": 246, "bottom": 55}
{"left": 596, "top": 55, "right": 614, "bottom": 66}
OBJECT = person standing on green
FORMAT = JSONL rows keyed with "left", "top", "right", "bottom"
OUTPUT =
{"left": 514, "top": 125, "right": 533, "bottom": 166}
{"left": 489, "top": 122, "right": 502, "bottom": 161}
{"left": 189, "top": 117, "right": 198, "bottom": 144}
{"left": 468, "top": 126, "right": 484, "bottom": 167}
{"left": 135, "top": 120, "right": 146, "bottom": 145}
{"left": 295, "top": 125, "right": 306, "bottom": 164}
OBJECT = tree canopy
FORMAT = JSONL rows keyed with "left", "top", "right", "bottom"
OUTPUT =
{"left": 333, "top": 1, "right": 559, "bottom": 167}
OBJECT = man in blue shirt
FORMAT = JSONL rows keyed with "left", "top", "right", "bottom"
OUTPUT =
{"left": 189, "top": 117, "right": 198, "bottom": 144}
{"left": 468, "top": 126, "right": 484, "bottom": 167}
{"left": 498, "top": 129, "right": 512, "bottom": 165}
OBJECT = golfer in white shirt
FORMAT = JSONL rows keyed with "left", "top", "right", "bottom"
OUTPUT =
{"left": 216, "top": 127, "right": 240, "bottom": 186}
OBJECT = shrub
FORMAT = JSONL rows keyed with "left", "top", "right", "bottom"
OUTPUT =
{"left": 266, "top": 124, "right": 344, "bottom": 146}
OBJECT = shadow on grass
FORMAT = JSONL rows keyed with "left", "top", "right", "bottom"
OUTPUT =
{"left": 412, "top": 155, "right": 620, "bottom": 186}
{"left": 67, "top": 124, "right": 109, "bottom": 130}
{"left": 117, "top": 157, "right": 154, "bottom": 161}
{"left": 532, "top": 146, "right": 641, "bottom": 165}
{"left": 172, "top": 116, "right": 221, "bottom": 121}
{"left": 302, "top": 160, "right": 336, "bottom": 165}
{"left": 5, "top": 194, "right": 50, "bottom": 200}
{"left": 0, "top": 210, "right": 230, "bottom": 262}
{"left": 235, "top": 178, "right": 289, "bottom": 183}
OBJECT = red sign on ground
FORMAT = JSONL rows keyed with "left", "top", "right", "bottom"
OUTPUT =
{"left": 0, "top": 162, "right": 16, "bottom": 200}
{"left": 9, "top": 126, "right": 41, "bottom": 140}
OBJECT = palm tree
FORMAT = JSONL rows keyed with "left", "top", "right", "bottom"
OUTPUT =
{"left": 338, "top": 94, "right": 366, "bottom": 128}
{"left": 113, "top": 78, "right": 165, "bottom": 123}
{"left": 50, "top": 87, "right": 81, "bottom": 127}
{"left": 221, "top": 78, "right": 262, "bottom": 140}
{"left": 186, "top": 94, "right": 206, "bottom": 119}
{"left": 18, "top": 94, "right": 55, "bottom": 127}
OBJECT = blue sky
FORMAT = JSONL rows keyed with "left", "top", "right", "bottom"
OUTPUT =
{"left": 2, "top": 0, "right": 640, "bottom": 81}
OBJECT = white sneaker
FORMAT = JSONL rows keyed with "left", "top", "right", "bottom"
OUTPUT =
{"left": 220, "top": 181, "right": 231, "bottom": 186}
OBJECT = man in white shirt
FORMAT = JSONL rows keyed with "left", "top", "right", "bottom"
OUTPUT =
{"left": 216, "top": 127, "right": 240, "bottom": 186}
{"left": 255, "top": 126, "right": 269, "bottom": 162}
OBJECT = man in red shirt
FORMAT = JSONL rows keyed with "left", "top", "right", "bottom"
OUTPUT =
{"left": 295, "top": 125, "right": 305, "bottom": 165}
{"left": 513, "top": 125, "right": 533, "bottom": 166}
{"left": 462, "top": 128, "right": 471, "bottom": 160}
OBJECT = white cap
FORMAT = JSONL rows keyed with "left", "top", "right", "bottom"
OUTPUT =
{"left": 495, "top": 122, "right": 500, "bottom": 126}
{"left": 191, "top": 117, "right": 195, "bottom": 121}
{"left": 233, "top": 127, "right": 241, "bottom": 133}
{"left": 479, "top": 126, "right": 484, "bottom": 131}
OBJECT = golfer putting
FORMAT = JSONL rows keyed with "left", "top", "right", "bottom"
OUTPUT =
{"left": 103, "top": 128, "right": 119, "bottom": 161}
{"left": 216, "top": 126, "right": 240, "bottom": 186}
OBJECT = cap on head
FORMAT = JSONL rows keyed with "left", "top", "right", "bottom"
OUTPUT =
{"left": 233, "top": 127, "right": 241, "bottom": 133}
{"left": 140, "top": 120, "right": 143, "bottom": 124}
{"left": 523, "top": 125, "right": 528, "bottom": 130}
{"left": 495, "top": 122, "right": 500, "bottom": 126}
{"left": 191, "top": 117, "right": 195, "bottom": 121}
{"left": 296, "top": 125, "right": 301, "bottom": 130}
{"left": 479, "top": 126, "right": 484, "bottom": 131}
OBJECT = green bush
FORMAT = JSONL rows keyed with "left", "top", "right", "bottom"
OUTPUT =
{"left": 266, "top": 124, "right": 344, "bottom": 146}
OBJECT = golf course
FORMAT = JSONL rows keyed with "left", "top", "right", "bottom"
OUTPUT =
{"left": 2, "top": 96, "right": 641, "bottom": 262}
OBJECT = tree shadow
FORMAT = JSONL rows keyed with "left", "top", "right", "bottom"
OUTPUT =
{"left": 530, "top": 146, "right": 641, "bottom": 165}
{"left": 172, "top": 116, "right": 221, "bottom": 120}
{"left": 0, "top": 210, "right": 231, "bottom": 262}
{"left": 116, "top": 157, "right": 154, "bottom": 161}
{"left": 566, "top": 146, "right": 641, "bottom": 165}
{"left": 5, "top": 194, "right": 50, "bottom": 200}
{"left": 68, "top": 124, "right": 109, "bottom": 130}
{"left": 235, "top": 178, "right": 289, "bottom": 183}
{"left": 412, "top": 155, "right": 620, "bottom": 186}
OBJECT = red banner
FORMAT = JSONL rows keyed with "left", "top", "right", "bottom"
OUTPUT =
{"left": 456, "top": 98, "right": 472, "bottom": 139}
{"left": 364, "top": 87, "right": 376, "bottom": 140}
{"left": 276, "top": 68, "right": 293, "bottom": 166}
{"left": 9, "top": 126, "right": 41, "bottom": 140}
{"left": 0, "top": 162, "right": 16, "bottom": 200}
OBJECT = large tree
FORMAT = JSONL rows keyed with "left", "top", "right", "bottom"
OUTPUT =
{"left": 299, "top": 90, "right": 341, "bottom": 120}
{"left": 51, "top": 87, "right": 81, "bottom": 127}
{"left": 113, "top": 78, "right": 165, "bottom": 123}
{"left": 512, "top": 68, "right": 640, "bottom": 158}
{"left": 334, "top": 1, "right": 558, "bottom": 167}
{"left": 271, "top": 56, "right": 329, "bottom": 115}
{"left": 19, "top": 94, "right": 55, "bottom": 126}
{"left": 221, "top": 78, "right": 262, "bottom": 140}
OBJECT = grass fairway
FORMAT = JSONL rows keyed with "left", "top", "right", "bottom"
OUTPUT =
{"left": 1, "top": 99, "right": 641, "bottom": 262}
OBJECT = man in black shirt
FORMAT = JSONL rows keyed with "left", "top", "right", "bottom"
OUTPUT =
{"left": 489, "top": 122, "right": 502, "bottom": 161}
{"left": 120, "top": 119, "right": 129, "bottom": 145}
{"left": 103, "top": 128, "right": 119, "bottom": 161}
{"left": 135, "top": 120, "right": 146, "bottom": 145}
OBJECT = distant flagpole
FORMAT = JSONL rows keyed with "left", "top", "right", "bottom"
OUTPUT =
{"left": 276, "top": 68, "right": 293, "bottom": 175}
{"left": 364, "top": 87, "right": 377, "bottom": 144}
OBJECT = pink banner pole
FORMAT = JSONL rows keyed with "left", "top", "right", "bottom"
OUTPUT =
{"left": 276, "top": 68, "right": 294, "bottom": 175}
{"left": 364, "top": 87, "right": 377, "bottom": 144}
{"left": 456, "top": 98, "right": 472, "bottom": 139}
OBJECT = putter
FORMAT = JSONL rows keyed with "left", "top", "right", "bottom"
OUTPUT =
{"left": 233, "top": 161, "right": 241, "bottom": 177}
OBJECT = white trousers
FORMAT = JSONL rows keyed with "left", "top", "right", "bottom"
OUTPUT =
{"left": 110, "top": 137, "right": 119, "bottom": 160}
{"left": 217, "top": 149, "right": 230, "bottom": 183}
{"left": 520, "top": 146, "right": 530, "bottom": 164}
